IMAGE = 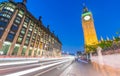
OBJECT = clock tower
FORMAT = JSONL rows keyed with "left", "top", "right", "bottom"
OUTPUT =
{"left": 82, "top": 6, "right": 98, "bottom": 46}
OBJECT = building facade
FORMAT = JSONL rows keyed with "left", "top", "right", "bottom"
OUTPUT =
{"left": 82, "top": 6, "right": 98, "bottom": 46}
{"left": 0, "top": 0, "right": 62, "bottom": 57}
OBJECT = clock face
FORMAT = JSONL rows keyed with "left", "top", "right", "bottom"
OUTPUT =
{"left": 84, "top": 15, "right": 91, "bottom": 21}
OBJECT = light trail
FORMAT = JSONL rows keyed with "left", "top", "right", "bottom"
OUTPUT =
{"left": 0, "top": 60, "right": 39, "bottom": 66}
{"left": 5, "top": 59, "right": 73, "bottom": 76}
{"left": 0, "top": 59, "right": 65, "bottom": 71}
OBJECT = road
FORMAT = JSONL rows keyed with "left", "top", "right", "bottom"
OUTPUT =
{"left": 0, "top": 57, "right": 74, "bottom": 76}
{"left": 41, "top": 60, "right": 103, "bottom": 76}
{"left": 0, "top": 58, "right": 112, "bottom": 76}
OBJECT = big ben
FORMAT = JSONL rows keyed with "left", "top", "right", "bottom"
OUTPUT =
{"left": 82, "top": 6, "right": 98, "bottom": 46}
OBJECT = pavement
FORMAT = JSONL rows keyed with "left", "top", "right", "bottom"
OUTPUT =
{"left": 59, "top": 60, "right": 103, "bottom": 76}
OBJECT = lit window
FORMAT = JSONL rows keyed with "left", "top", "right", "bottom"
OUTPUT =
{"left": 27, "top": 31, "right": 31, "bottom": 37}
{"left": 27, "top": 34, "right": 30, "bottom": 37}
{"left": 29, "top": 26, "right": 33, "bottom": 31}
{"left": 39, "top": 32, "right": 41, "bottom": 35}
{"left": 4, "top": 7, "right": 14, "bottom": 12}
{"left": 19, "top": 10, "right": 24, "bottom": 15}
{"left": 6, "top": 15, "right": 10, "bottom": 18}
{"left": 31, "top": 23, "right": 34, "bottom": 26}
{"left": 17, "top": 37, "right": 22, "bottom": 43}
{"left": 21, "top": 30, "right": 25, "bottom": 34}
{"left": 18, "top": 12, "right": 22, "bottom": 17}
{"left": 25, "top": 39, "right": 29, "bottom": 44}
{"left": 25, "top": 17, "right": 29, "bottom": 22}
{"left": 29, "top": 28, "right": 32, "bottom": 31}
{"left": 15, "top": 19, "right": 20, "bottom": 24}
{"left": 2, "top": 14, "right": 11, "bottom": 18}
{"left": 10, "top": 8, "right": 14, "bottom": 12}
{"left": 33, "top": 36, "right": 35, "bottom": 39}
{"left": 23, "top": 22, "right": 27, "bottom": 28}
{"left": 8, "top": 3, "right": 16, "bottom": 9}
{"left": 18, "top": 10, "right": 24, "bottom": 18}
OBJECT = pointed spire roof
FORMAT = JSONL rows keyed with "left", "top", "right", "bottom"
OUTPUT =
{"left": 82, "top": 3, "right": 89, "bottom": 13}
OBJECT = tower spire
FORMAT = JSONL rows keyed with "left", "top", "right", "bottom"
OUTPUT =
{"left": 82, "top": 3, "right": 88, "bottom": 13}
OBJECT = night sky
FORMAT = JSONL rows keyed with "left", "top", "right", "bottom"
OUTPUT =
{"left": 1, "top": 0, "right": 120, "bottom": 54}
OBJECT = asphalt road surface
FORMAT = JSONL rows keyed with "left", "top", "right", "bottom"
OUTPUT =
{"left": 41, "top": 60, "right": 103, "bottom": 76}
{"left": 0, "top": 58, "right": 109, "bottom": 76}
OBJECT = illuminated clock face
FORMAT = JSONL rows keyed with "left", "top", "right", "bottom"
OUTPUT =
{"left": 84, "top": 15, "right": 91, "bottom": 21}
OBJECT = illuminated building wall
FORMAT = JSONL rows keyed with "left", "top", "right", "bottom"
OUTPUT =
{"left": 82, "top": 6, "right": 98, "bottom": 46}
{"left": 0, "top": 0, "right": 62, "bottom": 57}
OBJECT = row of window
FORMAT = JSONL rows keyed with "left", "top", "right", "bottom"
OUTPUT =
{"left": 0, "top": 7, "right": 60, "bottom": 47}
{"left": 16, "top": 16, "right": 29, "bottom": 43}
{"left": 18, "top": 10, "right": 24, "bottom": 18}
{"left": 0, "top": 21, "right": 7, "bottom": 27}
{"left": 2, "top": 13, "right": 11, "bottom": 19}
{"left": 7, "top": 3, "right": 16, "bottom": 9}
{"left": 0, "top": 15, "right": 9, "bottom": 38}
{"left": 2, "top": 9, "right": 13, "bottom": 16}
{"left": 3, "top": 6, "right": 14, "bottom": 12}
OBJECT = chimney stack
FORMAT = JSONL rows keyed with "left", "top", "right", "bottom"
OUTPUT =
{"left": 23, "top": 0, "right": 27, "bottom": 5}
{"left": 39, "top": 16, "right": 42, "bottom": 21}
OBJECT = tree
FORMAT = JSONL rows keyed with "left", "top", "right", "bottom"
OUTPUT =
{"left": 85, "top": 45, "right": 97, "bottom": 53}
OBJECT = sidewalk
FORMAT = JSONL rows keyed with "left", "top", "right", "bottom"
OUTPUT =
{"left": 60, "top": 61, "right": 102, "bottom": 76}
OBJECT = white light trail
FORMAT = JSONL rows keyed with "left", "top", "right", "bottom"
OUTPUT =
{"left": 0, "top": 60, "right": 39, "bottom": 66}
{"left": 5, "top": 59, "right": 72, "bottom": 76}
{"left": 0, "top": 60, "right": 65, "bottom": 70}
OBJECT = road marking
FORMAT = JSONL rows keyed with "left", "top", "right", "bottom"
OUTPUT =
{"left": 0, "top": 60, "right": 39, "bottom": 66}
{"left": 34, "top": 63, "right": 64, "bottom": 76}
{"left": 5, "top": 59, "right": 72, "bottom": 76}
{"left": 0, "top": 60, "right": 64, "bottom": 71}
{"left": 0, "top": 57, "right": 72, "bottom": 66}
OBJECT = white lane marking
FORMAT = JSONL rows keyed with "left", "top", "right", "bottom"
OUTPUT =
{"left": 34, "top": 63, "right": 64, "bottom": 76}
{"left": 0, "top": 60, "right": 39, "bottom": 66}
{"left": 78, "top": 59, "right": 88, "bottom": 63}
{"left": 0, "top": 57, "right": 71, "bottom": 66}
{"left": 0, "top": 60, "right": 65, "bottom": 70}
{"left": 5, "top": 59, "right": 72, "bottom": 76}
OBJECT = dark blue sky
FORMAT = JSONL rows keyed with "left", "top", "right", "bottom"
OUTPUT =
{"left": 1, "top": 0, "right": 120, "bottom": 54}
